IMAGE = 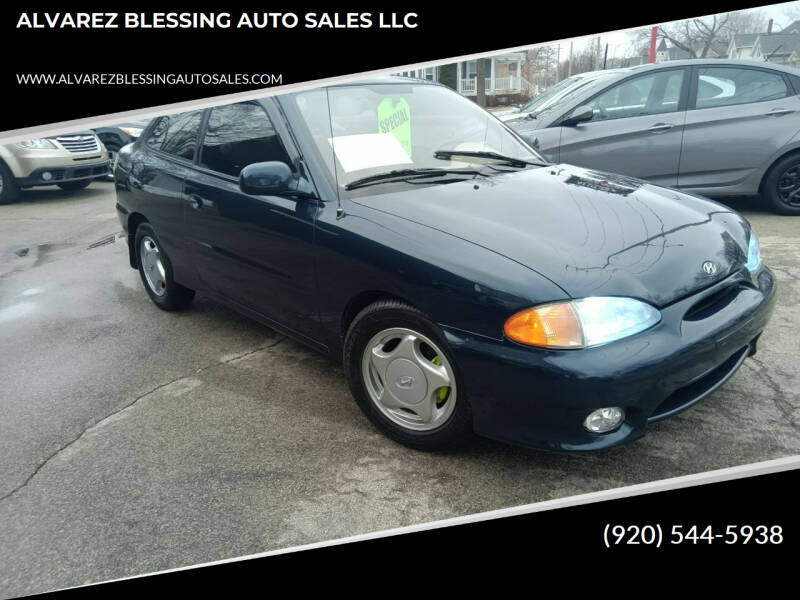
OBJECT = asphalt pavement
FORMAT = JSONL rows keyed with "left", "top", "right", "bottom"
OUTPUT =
{"left": 0, "top": 182, "right": 798, "bottom": 597}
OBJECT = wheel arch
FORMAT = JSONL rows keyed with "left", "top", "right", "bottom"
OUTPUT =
{"left": 126, "top": 212, "right": 149, "bottom": 268}
{"left": 341, "top": 290, "right": 420, "bottom": 339}
{"left": 759, "top": 146, "right": 800, "bottom": 194}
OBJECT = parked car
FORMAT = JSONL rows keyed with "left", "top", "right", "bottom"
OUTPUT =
{"left": 0, "top": 132, "right": 110, "bottom": 204}
{"left": 495, "top": 69, "right": 620, "bottom": 122}
{"left": 509, "top": 59, "right": 800, "bottom": 215}
{"left": 114, "top": 77, "right": 775, "bottom": 452}
{"left": 93, "top": 119, "right": 150, "bottom": 180}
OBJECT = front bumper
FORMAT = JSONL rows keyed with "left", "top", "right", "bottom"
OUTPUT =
{"left": 17, "top": 161, "right": 111, "bottom": 187}
{"left": 443, "top": 267, "right": 776, "bottom": 452}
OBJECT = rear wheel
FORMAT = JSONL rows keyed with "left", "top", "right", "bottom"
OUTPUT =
{"left": 56, "top": 179, "right": 92, "bottom": 192}
{"left": 762, "top": 153, "right": 800, "bottom": 215}
{"left": 134, "top": 223, "right": 195, "bottom": 311}
{"left": 0, "top": 161, "right": 20, "bottom": 205}
{"left": 343, "top": 300, "right": 473, "bottom": 450}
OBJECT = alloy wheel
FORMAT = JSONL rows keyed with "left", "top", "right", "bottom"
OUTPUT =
{"left": 776, "top": 164, "right": 800, "bottom": 207}
{"left": 140, "top": 236, "right": 167, "bottom": 296}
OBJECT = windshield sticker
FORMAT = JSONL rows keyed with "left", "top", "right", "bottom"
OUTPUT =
{"left": 377, "top": 97, "right": 412, "bottom": 158}
{"left": 329, "top": 133, "right": 413, "bottom": 173}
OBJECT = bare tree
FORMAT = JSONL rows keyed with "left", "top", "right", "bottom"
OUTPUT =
{"left": 658, "top": 14, "right": 731, "bottom": 58}
{"left": 638, "top": 10, "right": 768, "bottom": 58}
{"left": 522, "top": 46, "right": 560, "bottom": 92}
{"left": 726, "top": 9, "right": 767, "bottom": 35}
{"left": 783, "top": 3, "right": 800, "bottom": 25}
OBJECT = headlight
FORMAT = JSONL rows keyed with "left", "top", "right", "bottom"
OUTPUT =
{"left": 16, "top": 138, "right": 57, "bottom": 150}
{"left": 746, "top": 231, "right": 762, "bottom": 274}
{"left": 120, "top": 127, "right": 143, "bottom": 138}
{"left": 504, "top": 297, "right": 661, "bottom": 349}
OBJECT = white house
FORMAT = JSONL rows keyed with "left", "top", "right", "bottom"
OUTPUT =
{"left": 455, "top": 53, "right": 532, "bottom": 97}
{"left": 727, "top": 33, "right": 759, "bottom": 59}
{"left": 396, "top": 52, "right": 534, "bottom": 103}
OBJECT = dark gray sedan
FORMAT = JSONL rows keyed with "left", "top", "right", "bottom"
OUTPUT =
{"left": 508, "top": 59, "right": 800, "bottom": 215}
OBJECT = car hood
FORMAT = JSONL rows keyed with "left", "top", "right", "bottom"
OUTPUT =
{"left": 497, "top": 111, "right": 527, "bottom": 122}
{"left": 351, "top": 164, "right": 751, "bottom": 307}
{"left": 45, "top": 130, "right": 95, "bottom": 138}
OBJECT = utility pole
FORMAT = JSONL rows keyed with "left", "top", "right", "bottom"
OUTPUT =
{"left": 556, "top": 44, "right": 561, "bottom": 82}
{"left": 603, "top": 43, "right": 609, "bottom": 69}
{"left": 568, "top": 40, "right": 573, "bottom": 76}
{"left": 593, "top": 37, "right": 599, "bottom": 69}
{"left": 476, "top": 58, "right": 486, "bottom": 107}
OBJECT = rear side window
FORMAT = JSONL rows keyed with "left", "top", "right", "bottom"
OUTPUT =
{"left": 199, "top": 102, "right": 291, "bottom": 178}
{"left": 695, "top": 67, "right": 788, "bottom": 109}
{"left": 143, "top": 110, "right": 204, "bottom": 160}
{"left": 789, "top": 74, "right": 800, "bottom": 95}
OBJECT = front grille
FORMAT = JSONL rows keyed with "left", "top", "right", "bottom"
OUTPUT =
{"left": 684, "top": 284, "right": 741, "bottom": 321}
{"left": 54, "top": 135, "right": 99, "bottom": 154}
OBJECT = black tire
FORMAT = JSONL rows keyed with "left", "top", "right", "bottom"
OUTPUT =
{"left": 134, "top": 222, "right": 195, "bottom": 311}
{"left": 56, "top": 179, "right": 92, "bottom": 191}
{"left": 343, "top": 299, "right": 473, "bottom": 450}
{"left": 762, "top": 153, "right": 800, "bottom": 215}
{"left": 0, "top": 161, "right": 20, "bottom": 205}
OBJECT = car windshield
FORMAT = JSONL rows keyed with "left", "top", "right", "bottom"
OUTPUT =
{"left": 519, "top": 76, "right": 582, "bottom": 112}
{"left": 288, "top": 82, "right": 544, "bottom": 189}
{"left": 531, "top": 73, "right": 620, "bottom": 123}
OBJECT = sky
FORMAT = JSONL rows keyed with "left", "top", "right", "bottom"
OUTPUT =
{"left": 552, "top": 1, "right": 800, "bottom": 61}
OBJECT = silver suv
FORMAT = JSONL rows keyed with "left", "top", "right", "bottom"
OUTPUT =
{"left": 0, "top": 132, "right": 110, "bottom": 204}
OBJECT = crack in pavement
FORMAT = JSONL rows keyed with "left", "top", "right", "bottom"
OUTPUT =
{"left": 0, "top": 336, "right": 287, "bottom": 504}
{"left": 745, "top": 356, "right": 799, "bottom": 428}
{"left": 769, "top": 266, "right": 800, "bottom": 282}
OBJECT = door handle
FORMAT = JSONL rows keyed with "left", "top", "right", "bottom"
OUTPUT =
{"left": 647, "top": 123, "right": 674, "bottom": 132}
{"left": 766, "top": 108, "right": 795, "bottom": 116}
{"left": 186, "top": 194, "right": 205, "bottom": 210}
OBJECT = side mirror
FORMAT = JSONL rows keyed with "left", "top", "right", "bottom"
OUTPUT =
{"left": 239, "top": 161, "right": 295, "bottom": 195}
{"left": 520, "top": 134, "right": 540, "bottom": 150}
{"left": 562, "top": 105, "right": 594, "bottom": 126}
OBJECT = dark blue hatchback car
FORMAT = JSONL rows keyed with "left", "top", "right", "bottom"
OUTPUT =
{"left": 114, "top": 77, "right": 776, "bottom": 452}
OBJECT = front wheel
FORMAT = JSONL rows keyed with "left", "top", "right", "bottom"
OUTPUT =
{"left": 56, "top": 179, "right": 91, "bottom": 192}
{"left": 0, "top": 161, "right": 20, "bottom": 205}
{"left": 762, "top": 154, "right": 800, "bottom": 215}
{"left": 134, "top": 223, "right": 195, "bottom": 311}
{"left": 343, "top": 300, "right": 473, "bottom": 450}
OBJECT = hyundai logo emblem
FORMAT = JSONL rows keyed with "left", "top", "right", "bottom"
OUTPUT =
{"left": 702, "top": 261, "right": 718, "bottom": 275}
{"left": 396, "top": 375, "right": 415, "bottom": 389}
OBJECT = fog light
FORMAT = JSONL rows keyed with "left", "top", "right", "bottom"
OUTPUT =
{"left": 584, "top": 407, "right": 625, "bottom": 433}
{"left": 41, "top": 171, "right": 53, "bottom": 181}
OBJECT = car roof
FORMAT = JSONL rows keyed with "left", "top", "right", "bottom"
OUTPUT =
{"left": 571, "top": 67, "right": 625, "bottom": 78}
{"left": 623, "top": 58, "right": 800, "bottom": 74}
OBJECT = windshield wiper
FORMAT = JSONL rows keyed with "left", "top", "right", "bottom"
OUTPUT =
{"left": 433, "top": 149, "right": 546, "bottom": 168}
{"left": 344, "top": 168, "right": 483, "bottom": 190}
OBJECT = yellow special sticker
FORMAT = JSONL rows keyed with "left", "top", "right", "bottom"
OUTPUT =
{"left": 377, "top": 97, "right": 412, "bottom": 158}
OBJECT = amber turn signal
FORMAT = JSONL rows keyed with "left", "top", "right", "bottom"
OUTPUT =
{"left": 504, "top": 303, "right": 584, "bottom": 348}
